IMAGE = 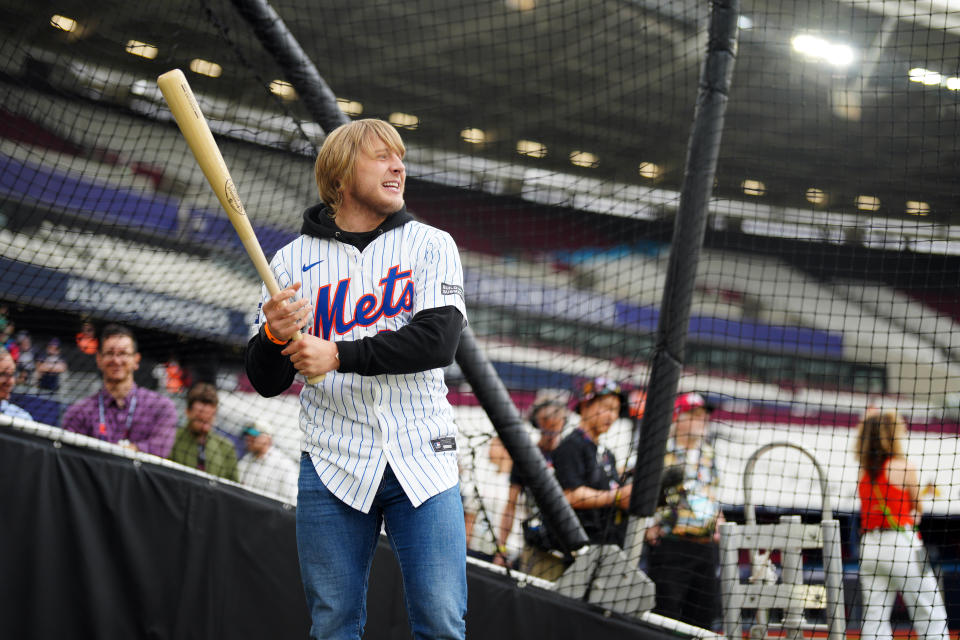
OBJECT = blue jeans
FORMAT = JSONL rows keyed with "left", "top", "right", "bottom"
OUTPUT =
{"left": 297, "top": 454, "right": 467, "bottom": 640}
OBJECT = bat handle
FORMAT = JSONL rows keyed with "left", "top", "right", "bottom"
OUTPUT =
{"left": 286, "top": 331, "right": 325, "bottom": 385}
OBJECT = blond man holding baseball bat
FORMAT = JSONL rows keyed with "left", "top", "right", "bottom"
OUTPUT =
{"left": 246, "top": 119, "right": 468, "bottom": 640}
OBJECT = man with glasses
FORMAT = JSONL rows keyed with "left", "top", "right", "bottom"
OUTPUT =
{"left": 62, "top": 324, "right": 177, "bottom": 457}
{"left": 0, "top": 346, "right": 32, "bottom": 420}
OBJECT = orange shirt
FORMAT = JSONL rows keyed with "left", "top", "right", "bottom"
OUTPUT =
{"left": 858, "top": 459, "right": 916, "bottom": 531}
{"left": 76, "top": 333, "right": 98, "bottom": 355}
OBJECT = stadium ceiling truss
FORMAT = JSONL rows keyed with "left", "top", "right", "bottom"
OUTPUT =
{"left": 2, "top": 0, "right": 959, "bottom": 229}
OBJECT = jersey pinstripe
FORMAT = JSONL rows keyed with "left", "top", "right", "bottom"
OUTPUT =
{"left": 252, "top": 220, "right": 467, "bottom": 513}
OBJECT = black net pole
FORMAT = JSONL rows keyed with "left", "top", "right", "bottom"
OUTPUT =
{"left": 229, "top": 0, "right": 349, "bottom": 135}
{"left": 229, "top": 0, "right": 589, "bottom": 552}
{"left": 629, "top": 0, "right": 740, "bottom": 517}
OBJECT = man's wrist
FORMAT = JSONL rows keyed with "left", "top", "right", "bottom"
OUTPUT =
{"left": 260, "top": 321, "right": 290, "bottom": 347}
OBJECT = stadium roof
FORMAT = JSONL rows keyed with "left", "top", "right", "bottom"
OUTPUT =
{"left": 2, "top": 0, "right": 958, "bottom": 227}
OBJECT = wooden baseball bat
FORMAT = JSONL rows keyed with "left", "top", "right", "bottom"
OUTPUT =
{"left": 157, "top": 68, "right": 323, "bottom": 384}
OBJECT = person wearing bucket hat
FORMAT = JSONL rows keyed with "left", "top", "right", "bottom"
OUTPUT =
{"left": 645, "top": 390, "right": 723, "bottom": 630}
{"left": 239, "top": 421, "right": 299, "bottom": 505}
{"left": 551, "top": 377, "right": 632, "bottom": 548}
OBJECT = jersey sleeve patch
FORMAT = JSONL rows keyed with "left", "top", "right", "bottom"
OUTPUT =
{"left": 440, "top": 283, "right": 464, "bottom": 298}
{"left": 430, "top": 436, "right": 457, "bottom": 452}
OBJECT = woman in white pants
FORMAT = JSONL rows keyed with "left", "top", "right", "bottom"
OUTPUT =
{"left": 855, "top": 410, "right": 950, "bottom": 640}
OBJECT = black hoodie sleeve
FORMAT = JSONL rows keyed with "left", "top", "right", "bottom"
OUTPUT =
{"left": 336, "top": 306, "right": 464, "bottom": 376}
{"left": 245, "top": 324, "right": 297, "bottom": 397}
{"left": 244, "top": 306, "right": 464, "bottom": 396}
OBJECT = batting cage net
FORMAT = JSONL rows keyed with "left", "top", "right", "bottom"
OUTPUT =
{"left": 1, "top": 0, "right": 959, "bottom": 637}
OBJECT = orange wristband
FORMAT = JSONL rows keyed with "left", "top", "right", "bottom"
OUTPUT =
{"left": 263, "top": 322, "right": 289, "bottom": 345}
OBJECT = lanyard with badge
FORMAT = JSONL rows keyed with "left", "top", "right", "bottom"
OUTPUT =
{"left": 98, "top": 391, "right": 138, "bottom": 442}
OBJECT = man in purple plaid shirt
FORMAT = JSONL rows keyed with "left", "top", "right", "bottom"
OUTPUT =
{"left": 62, "top": 324, "right": 176, "bottom": 457}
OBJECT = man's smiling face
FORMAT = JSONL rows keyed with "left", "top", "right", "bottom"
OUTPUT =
{"left": 342, "top": 133, "right": 406, "bottom": 218}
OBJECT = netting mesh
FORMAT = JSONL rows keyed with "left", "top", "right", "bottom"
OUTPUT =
{"left": 1, "top": 0, "right": 959, "bottom": 635}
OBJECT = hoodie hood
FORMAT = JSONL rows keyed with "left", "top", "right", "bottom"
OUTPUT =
{"left": 300, "top": 203, "right": 414, "bottom": 240}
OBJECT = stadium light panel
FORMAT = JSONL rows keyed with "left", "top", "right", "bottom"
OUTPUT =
{"left": 460, "top": 128, "right": 486, "bottom": 144}
{"left": 791, "top": 34, "right": 855, "bottom": 67}
{"left": 517, "top": 139, "right": 547, "bottom": 158}
{"left": 856, "top": 195, "right": 880, "bottom": 211}
{"left": 189, "top": 58, "right": 222, "bottom": 78}
{"left": 947, "top": 77, "right": 960, "bottom": 91}
{"left": 741, "top": 179, "right": 766, "bottom": 196}
{"left": 50, "top": 14, "right": 78, "bottom": 33}
{"left": 336, "top": 98, "right": 363, "bottom": 116}
{"left": 906, "top": 200, "right": 930, "bottom": 216}
{"left": 638, "top": 162, "right": 661, "bottom": 179}
{"left": 738, "top": 15, "right": 753, "bottom": 30}
{"left": 505, "top": 0, "right": 536, "bottom": 10}
{"left": 269, "top": 80, "right": 297, "bottom": 100}
{"left": 805, "top": 187, "right": 827, "bottom": 205}
{"left": 389, "top": 112, "right": 419, "bottom": 129}
{"left": 909, "top": 67, "right": 943, "bottom": 85}
{"left": 125, "top": 40, "right": 158, "bottom": 60}
{"left": 570, "top": 150, "right": 598, "bottom": 168}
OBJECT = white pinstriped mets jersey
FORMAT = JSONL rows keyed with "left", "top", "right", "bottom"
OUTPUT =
{"left": 253, "top": 215, "right": 467, "bottom": 513}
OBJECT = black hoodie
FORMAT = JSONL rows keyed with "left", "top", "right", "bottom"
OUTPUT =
{"left": 245, "top": 205, "right": 465, "bottom": 397}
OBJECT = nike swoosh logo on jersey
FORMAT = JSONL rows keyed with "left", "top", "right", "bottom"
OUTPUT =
{"left": 302, "top": 259, "right": 325, "bottom": 272}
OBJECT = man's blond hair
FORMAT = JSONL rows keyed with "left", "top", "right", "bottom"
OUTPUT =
{"left": 314, "top": 119, "right": 406, "bottom": 213}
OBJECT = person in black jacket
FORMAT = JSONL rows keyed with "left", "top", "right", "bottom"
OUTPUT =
{"left": 552, "top": 377, "right": 631, "bottom": 547}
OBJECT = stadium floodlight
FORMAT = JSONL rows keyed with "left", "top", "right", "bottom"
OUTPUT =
{"left": 126, "top": 40, "right": 158, "bottom": 60}
{"left": 791, "top": 34, "right": 855, "bottom": 67}
{"left": 189, "top": 58, "right": 222, "bottom": 78}
{"left": 336, "top": 98, "right": 363, "bottom": 116}
{"left": 505, "top": 0, "right": 536, "bottom": 10}
{"left": 50, "top": 14, "right": 78, "bottom": 33}
{"left": 856, "top": 195, "right": 880, "bottom": 211}
{"left": 806, "top": 187, "right": 828, "bottom": 205}
{"left": 388, "top": 112, "right": 419, "bottom": 129}
{"left": 569, "top": 150, "right": 598, "bottom": 168}
{"left": 517, "top": 139, "right": 547, "bottom": 158}
{"left": 638, "top": 162, "right": 661, "bottom": 179}
{"left": 742, "top": 179, "right": 766, "bottom": 196}
{"left": 460, "top": 128, "right": 486, "bottom": 144}
{"left": 269, "top": 80, "right": 297, "bottom": 100}
{"left": 906, "top": 201, "right": 930, "bottom": 216}
{"left": 738, "top": 15, "right": 753, "bottom": 30}
{"left": 909, "top": 67, "right": 944, "bottom": 85}
{"left": 946, "top": 77, "right": 960, "bottom": 90}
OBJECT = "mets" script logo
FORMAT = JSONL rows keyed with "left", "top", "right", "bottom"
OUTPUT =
{"left": 314, "top": 265, "right": 414, "bottom": 339}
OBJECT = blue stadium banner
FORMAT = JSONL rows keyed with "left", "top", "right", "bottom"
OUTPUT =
{"left": 0, "top": 257, "right": 248, "bottom": 344}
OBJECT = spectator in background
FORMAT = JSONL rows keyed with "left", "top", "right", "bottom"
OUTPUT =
{"left": 496, "top": 396, "right": 567, "bottom": 573}
{"left": 0, "top": 346, "right": 32, "bottom": 421}
{"left": 645, "top": 391, "right": 723, "bottom": 630}
{"left": 14, "top": 331, "right": 36, "bottom": 386}
{"left": 855, "top": 409, "right": 950, "bottom": 640}
{"left": 35, "top": 337, "right": 67, "bottom": 393}
{"left": 2, "top": 323, "right": 19, "bottom": 362}
{"left": 62, "top": 324, "right": 177, "bottom": 456}
{"left": 238, "top": 421, "right": 298, "bottom": 503}
{"left": 0, "top": 304, "right": 10, "bottom": 335}
{"left": 169, "top": 382, "right": 238, "bottom": 481}
{"left": 163, "top": 357, "right": 187, "bottom": 395}
{"left": 75, "top": 321, "right": 98, "bottom": 356}
{"left": 461, "top": 435, "right": 513, "bottom": 563}
{"left": 553, "top": 378, "right": 631, "bottom": 546}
